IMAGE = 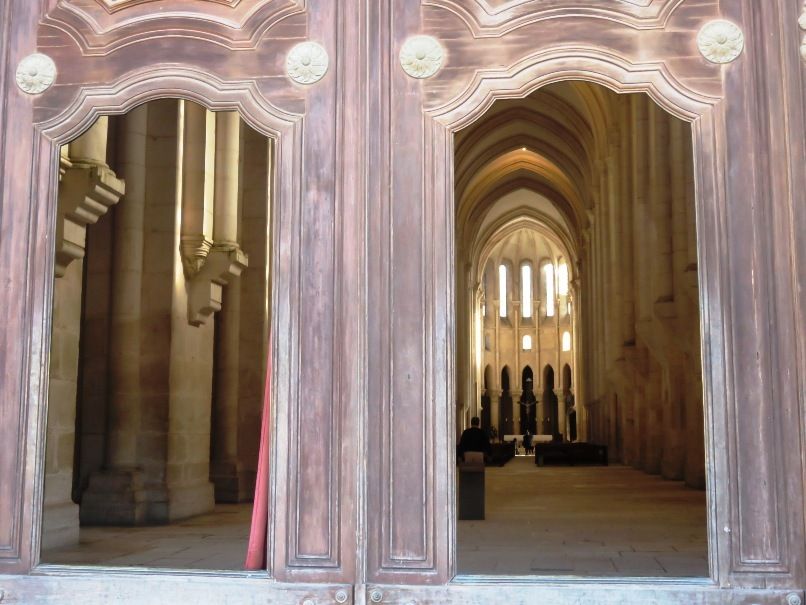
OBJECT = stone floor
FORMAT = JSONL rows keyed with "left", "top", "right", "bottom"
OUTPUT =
{"left": 42, "top": 460, "right": 708, "bottom": 576}
{"left": 41, "top": 504, "right": 252, "bottom": 570}
{"left": 458, "top": 457, "right": 708, "bottom": 577}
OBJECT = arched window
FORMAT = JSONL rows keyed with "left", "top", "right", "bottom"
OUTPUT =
{"left": 498, "top": 264, "right": 507, "bottom": 318}
{"left": 522, "top": 334, "right": 532, "bottom": 350}
{"left": 558, "top": 261, "right": 569, "bottom": 296}
{"left": 562, "top": 330, "right": 572, "bottom": 351}
{"left": 544, "top": 263, "right": 555, "bottom": 317}
{"left": 521, "top": 264, "right": 532, "bottom": 318}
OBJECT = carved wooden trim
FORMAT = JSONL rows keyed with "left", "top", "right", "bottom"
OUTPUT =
{"left": 42, "top": 1, "right": 305, "bottom": 55}
{"left": 423, "top": 0, "right": 687, "bottom": 37}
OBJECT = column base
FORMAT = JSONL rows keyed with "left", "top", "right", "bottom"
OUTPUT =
{"left": 41, "top": 501, "right": 80, "bottom": 549}
{"left": 211, "top": 462, "right": 256, "bottom": 503}
{"left": 167, "top": 481, "right": 215, "bottom": 521}
{"left": 80, "top": 469, "right": 151, "bottom": 526}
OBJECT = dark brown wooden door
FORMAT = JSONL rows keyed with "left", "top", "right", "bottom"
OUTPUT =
{"left": 0, "top": 1, "right": 804, "bottom": 603}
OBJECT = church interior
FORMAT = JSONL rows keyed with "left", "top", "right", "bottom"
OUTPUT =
{"left": 40, "top": 82, "right": 708, "bottom": 576}
{"left": 454, "top": 81, "right": 708, "bottom": 576}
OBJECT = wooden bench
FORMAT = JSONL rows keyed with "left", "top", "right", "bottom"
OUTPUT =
{"left": 534, "top": 442, "right": 608, "bottom": 467}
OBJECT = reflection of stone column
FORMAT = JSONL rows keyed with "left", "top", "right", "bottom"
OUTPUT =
{"left": 209, "top": 113, "right": 247, "bottom": 502}
{"left": 80, "top": 106, "right": 152, "bottom": 525}
{"left": 179, "top": 101, "right": 214, "bottom": 278}
{"left": 186, "top": 110, "right": 248, "bottom": 326}
{"left": 44, "top": 118, "right": 123, "bottom": 544}
{"left": 211, "top": 276, "right": 242, "bottom": 501}
{"left": 43, "top": 259, "right": 84, "bottom": 548}
{"left": 106, "top": 107, "right": 147, "bottom": 471}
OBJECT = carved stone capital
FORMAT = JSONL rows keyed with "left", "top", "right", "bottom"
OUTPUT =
{"left": 180, "top": 234, "right": 214, "bottom": 278}
{"left": 187, "top": 243, "right": 248, "bottom": 326}
{"left": 55, "top": 163, "right": 125, "bottom": 277}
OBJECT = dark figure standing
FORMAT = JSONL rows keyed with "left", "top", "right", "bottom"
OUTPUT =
{"left": 457, "top": 416, "right": 492, "bottom": 462}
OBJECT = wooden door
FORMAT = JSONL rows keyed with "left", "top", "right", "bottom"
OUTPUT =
{"left": 0, "top": 1, "right": 804, "bottom": 604}
{"left": 363, "top": 1, "right": 806, "bottom": 603}
{"left": 0, "top": 0, "right": 363, "bottom": 600}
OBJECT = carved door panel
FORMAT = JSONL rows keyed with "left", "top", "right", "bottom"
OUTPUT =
{"left": 0, "top": 0, "right": 805, "bottom": 603}
{"left": 364, "top": 0, "right": 806, "bottom": 602}
{"left": 0, "top": 0, "right": 362, "bottom": 589}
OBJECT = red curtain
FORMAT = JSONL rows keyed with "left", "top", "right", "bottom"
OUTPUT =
{"left": 245, "top": 336, "right": 271, "bottom": 570}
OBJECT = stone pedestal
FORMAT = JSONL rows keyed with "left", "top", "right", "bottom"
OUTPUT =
{"left": 80, "top": 469, "right": 151, "bottom": 526}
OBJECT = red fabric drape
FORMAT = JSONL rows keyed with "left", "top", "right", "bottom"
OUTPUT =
{"left": 245, "top": 336, "right": 271, "bottom": 570}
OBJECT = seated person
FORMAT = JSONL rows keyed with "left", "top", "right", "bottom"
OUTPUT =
{"left": 457, "top": 416, "right": 492, "bottom": 462}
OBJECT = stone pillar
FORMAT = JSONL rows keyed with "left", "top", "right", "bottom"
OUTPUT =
{"left": 489, "top": 393, "right": 500, "bottom": 440}
{"left": 186, "top": 110, "right": 247, "bottom": 326}
{"left": 211, "top": 277, "right": 243, "bottom": 501}
{"left": 44, "top": 118, "right": 123, "bottom": 545}
{"left": 179, "top": 101, "right": 215, "bottom": 277}
{"left": 81, "top": 106, "right": 151, "bottom": 526}
{"left": 213, "top": 126, "right": 271, "bottom": 502}
{"left": 42, "top": 259, "right": 84, "bottom": 548}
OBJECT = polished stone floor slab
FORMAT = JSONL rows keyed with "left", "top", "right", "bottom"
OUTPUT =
{"left": 457, "top": 458, "right": 708, "bottom": 577}
{"left": 42, "top": 459, "right": 708, "bottom": 576}
{"left": 41, "top": 504, "right": 252, "bottom": 570}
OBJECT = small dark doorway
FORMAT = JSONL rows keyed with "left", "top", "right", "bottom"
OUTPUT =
{"left": 520, "top": 366, "right": 536, "bottom": 434}
{"left": 500, "top": 366, "right": 513, "bottom": 435}
{"left": 481, "top": 365, "right": 493, "bottom": 435}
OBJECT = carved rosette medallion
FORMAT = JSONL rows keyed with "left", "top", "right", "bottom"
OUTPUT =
{"left": 286, "top": 42, "right": 329, "bottom": 85}
{"left": 697, "top": 20, "right": 744, "bottom": 64}
{"left": 16, "top": 53, "right": 57, "bottom": 95}
{"left": 400, "top": 35, "right": 444, "bottom": 79}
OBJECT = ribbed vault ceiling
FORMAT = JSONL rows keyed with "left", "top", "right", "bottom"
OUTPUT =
{"left": 455, "top": 80, "right": 625, "bottom": 269}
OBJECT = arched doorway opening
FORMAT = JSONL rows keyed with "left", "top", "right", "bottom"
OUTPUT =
{"left": 520, "top": 366, "right": 536, "bottom": 434}
{"left": 481, "top": 365, "right": 493, "bottom": 435}
{"left": 454, "top": 81, "right": 707, "bottom": 578}
{"left": 499, "top": 367, "right": 513, "bottom": 435}
{"left": 542, "top": 365, "right": 558, "bottom": 436}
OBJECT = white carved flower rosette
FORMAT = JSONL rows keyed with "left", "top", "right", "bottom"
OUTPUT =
{"left": 697, "top": 20, "right": 744, "bottom": 64}
{"left": 400, "top": 35, "right": 444, "bottom": 79}
{"left": 16, "top": 53, "right": 57, "bottom": 95}
{"left": 286, "top": 42, "right": 329, "bottom": 85}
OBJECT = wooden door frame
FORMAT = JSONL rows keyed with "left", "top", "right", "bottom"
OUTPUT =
{"left": 0, "top": 1, "right": 804, "bottom": 603}
{"left": 365, "top": 1, "right": 805, "bottom": 602}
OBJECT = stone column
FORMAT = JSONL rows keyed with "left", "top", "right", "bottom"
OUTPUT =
{"left": 42, "top": 258, "right": 84, "bottom": 548}
{"left": 186, "top": 110, "right": 247, "bottom": 326}
{"left": 210, "top": 114, "right": 265, "bottom": 503}
{"left": 236, "top": 130, "right": 272, "bottom": 500}
{"left": 179, "top": 101, "right": 215, "bottom": 277}
{"left": 44, "top": 118, "right": 123, "bottom": 544}
{"left": 81, "top": 106, "right": 150, "bottom": 526}
{"left": 489, "top": 393, "right": 500, "bottom": 440}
